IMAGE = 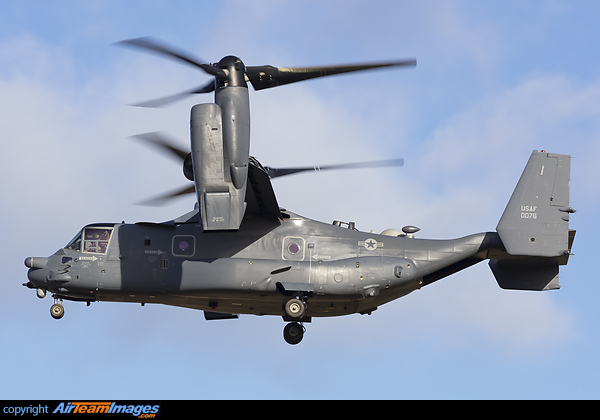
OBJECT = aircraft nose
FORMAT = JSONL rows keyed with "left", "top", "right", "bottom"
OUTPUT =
{"left": 25, "top": 257, "right": 49, "bottom": 288}
{"left": 27, "top": 267, "right": 47, "bottom": 284}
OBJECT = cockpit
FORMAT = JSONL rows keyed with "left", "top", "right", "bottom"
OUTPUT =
{"left": 65, "top": 225, "right": 114, "bottom": 254}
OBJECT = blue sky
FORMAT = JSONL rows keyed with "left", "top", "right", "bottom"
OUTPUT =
{"left": 1, "top": 0, "right": 599, "bottom": 399}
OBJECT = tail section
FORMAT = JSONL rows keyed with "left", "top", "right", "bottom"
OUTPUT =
{"left": 497, "top": 150, "right": 574, "bottom": 257}
{"left": 491, "top": 150, "right": 576, "bottom": 291}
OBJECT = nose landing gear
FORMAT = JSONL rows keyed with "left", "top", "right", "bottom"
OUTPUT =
{"left": 50, "top": 299, "right": 64, "bottom": 320}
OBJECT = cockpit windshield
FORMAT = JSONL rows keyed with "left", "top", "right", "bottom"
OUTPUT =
{"left": 65, "top": 227, "right": 113, "bottom": 254}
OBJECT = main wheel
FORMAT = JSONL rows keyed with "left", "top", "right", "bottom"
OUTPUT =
{"left": 50, "top": 303, "right": 64, "bottom": 320}
{"left": 284, "top": 298, "right": 305, "bottom": 319}
{"left": 283, "top": 322, "right": 304, "bottom": 345}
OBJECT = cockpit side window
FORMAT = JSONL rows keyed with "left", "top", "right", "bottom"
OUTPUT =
{"left": 65, "top": 231, "right": 83, "bottom": 251}
{"left": 83, "top": 227, "right": 113, "bottom": 254}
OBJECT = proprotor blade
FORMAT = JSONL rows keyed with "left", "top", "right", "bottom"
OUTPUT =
{"left": 264, "top": 158, "right": 404, "bottom": 179}
{"left": 130, "top": 132, "right": 194, "bottom": 181}
{"left": 131, "top": 81, "right": 216, "bottom": 108}
{"left": 130, "top": 132, "right": 189, "bottom": 161}
{"left": 245, "top": 59, "right": 416, "bottom": 91}
{"left": 115, "top": 37, "right": 227, "bottom": 80}
{"left": 136, "top": 185, "right": 195, "bottom": 207}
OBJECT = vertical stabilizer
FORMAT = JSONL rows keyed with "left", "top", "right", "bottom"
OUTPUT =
{"left": 496, "top": 150, "right": 574, "bottom": 258}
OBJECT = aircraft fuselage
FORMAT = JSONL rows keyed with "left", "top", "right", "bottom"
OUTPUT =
{"left": 25, "top": 209, "right": 491, "bottom": 319}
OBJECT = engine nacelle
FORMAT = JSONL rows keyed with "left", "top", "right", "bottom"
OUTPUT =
{"left": 190, "top": 96, "right": 248, "bottom": 231}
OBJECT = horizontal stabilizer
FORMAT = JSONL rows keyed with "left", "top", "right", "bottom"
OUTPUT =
{"left": 489, "top": 259, "right": 559, "bottom": 291}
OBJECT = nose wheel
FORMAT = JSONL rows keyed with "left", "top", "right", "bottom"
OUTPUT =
{"left": 50, "top": 299, "right": 64, "bottom": 320}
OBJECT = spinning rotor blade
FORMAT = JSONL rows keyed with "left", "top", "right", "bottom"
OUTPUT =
{"left": 130, "top": 132, "right": 189, "bottom": 161}
{"left": 116, "top": 37, "right": 416, "bottom": 107}
{"left": 136, "top": 185, "right": 195, "bottom": 207}
{"left": 130, "top": 132, "right": 194, "bottom": 180}
{"left": 246, "top": 60, "right": 416, "bottom": 91}
{"left": 135, "top": 155, "right": 404, "bottom": 206}
{"left": 131, "top": 81, "right": 216, "bottom": 107}
{"left": 116, "top": 37, "right": 227, "bottom": 79}
{"left": 264, "top": 158, "right": 404, "bottom": 179}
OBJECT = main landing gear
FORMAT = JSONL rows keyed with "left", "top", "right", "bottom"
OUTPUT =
{"left": 284, "top": 298, "right": 305, "bottom": 319}
{"left": 283, "top": 297, "right": 307, "bottom": 345}
{"left": 283, "top": 322, "right": 304, "bottom": 345}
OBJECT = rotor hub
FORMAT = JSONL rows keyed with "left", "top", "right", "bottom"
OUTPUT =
{"left": 217, "top": 55, "right": 247, "bottom": 87}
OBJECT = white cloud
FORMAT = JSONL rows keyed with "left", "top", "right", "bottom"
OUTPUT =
{"left": 3, "top": 3, "right": 600, "bottom": 399}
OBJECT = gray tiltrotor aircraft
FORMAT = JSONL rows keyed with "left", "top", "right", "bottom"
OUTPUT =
{"left": 24, "top": 38, "right": 576, "bottom": 344}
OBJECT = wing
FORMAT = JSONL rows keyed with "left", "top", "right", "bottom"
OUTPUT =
{"left": 245, "top": 156, "right": 282, "bottom": 221}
